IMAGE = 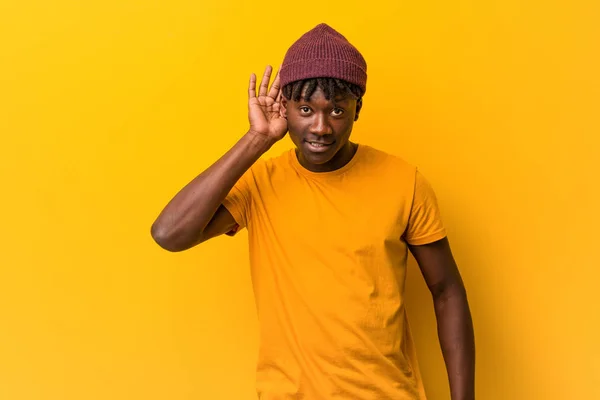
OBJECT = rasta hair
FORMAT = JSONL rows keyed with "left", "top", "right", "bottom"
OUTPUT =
{"left": 282, "top": 78, "right": 364, "bottom": 103}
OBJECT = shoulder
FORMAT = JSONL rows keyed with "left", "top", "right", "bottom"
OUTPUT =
{"left": 257, "top": 148, "right": 292, "bottom": 174}
{"left": 357, "top": 143, "right": 417, "bottom": 179}
{"left": 243, "top": 148, "right": 293, "bottom": 185}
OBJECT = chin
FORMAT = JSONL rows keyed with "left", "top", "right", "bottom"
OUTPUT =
{"left": 304, "top": 151, "right": 335, "bottom": 165}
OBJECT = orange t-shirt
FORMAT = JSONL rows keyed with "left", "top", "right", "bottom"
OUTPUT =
{"left": 222, "top": 144, "right": 446, "bottom": 400}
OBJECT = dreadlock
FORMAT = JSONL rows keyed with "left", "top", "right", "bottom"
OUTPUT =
{"left": 282, "top": 77, "right": 363, "bottom": 103}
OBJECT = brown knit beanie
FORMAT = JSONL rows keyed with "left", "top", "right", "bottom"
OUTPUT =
{"left": 280, "top": 23, "right": 367, "bottom": 95}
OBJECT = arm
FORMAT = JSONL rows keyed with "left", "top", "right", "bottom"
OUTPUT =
{"left": 409, "top": 237, "right": 475, "bottom": 400}
{"left": 151, "top": 132, "right": 270, "bottom": 251}
{"left": 150, "top": 66, "right": 287, "bottom": 251}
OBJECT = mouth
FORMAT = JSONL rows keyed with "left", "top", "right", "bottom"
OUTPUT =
{"left": 304, "top": 139, "right": 335, "bottom": 153}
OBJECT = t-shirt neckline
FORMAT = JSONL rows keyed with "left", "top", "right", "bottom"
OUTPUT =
{"left": 288, "top": 143, "right": 364, "bottom": 179}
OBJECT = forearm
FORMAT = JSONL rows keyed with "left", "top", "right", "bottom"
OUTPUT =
{"left": 434, "top": 284, "right": 475, "bottom": 400}
{"left": 151, "top": 131, "right": 273, "bottom": 250}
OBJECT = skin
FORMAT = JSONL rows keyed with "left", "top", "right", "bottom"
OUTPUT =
{"left": 151, "top": 66, "right": 475, "bottom": 399}
{"left": 410, "top": 238, "right": 476, "bottom": 400}
{"left": 280, "top": 85, "right": 362, "bottom": 173}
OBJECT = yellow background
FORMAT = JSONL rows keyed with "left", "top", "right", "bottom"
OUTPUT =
{"left": 1, "top": 0, "right": 599, "bottom": 399}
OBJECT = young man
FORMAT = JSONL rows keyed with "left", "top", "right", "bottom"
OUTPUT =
{"left": 151, "top": 23, "right": 475, "bottom": 400}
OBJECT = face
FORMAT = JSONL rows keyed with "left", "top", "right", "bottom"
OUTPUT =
{"left": 281, "top": 86, "right": 362, "bottom": 172}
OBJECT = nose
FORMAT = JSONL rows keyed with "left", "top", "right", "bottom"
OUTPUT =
{"left": 309, "top": 113, "right": 332, "bottom": 136}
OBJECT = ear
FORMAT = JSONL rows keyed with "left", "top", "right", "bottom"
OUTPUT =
{"left": 280, "top": 96, "right": 288, "bottom": 119}
{"left": 354, "top": 98, "right": 363, "bottom": 121}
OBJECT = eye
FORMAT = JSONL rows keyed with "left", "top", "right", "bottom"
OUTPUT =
{"left": 331, "top": 108, "right": 344, "bottom": 116}
{"left": 299, "top": 106, "right": 311, "bottom": 114}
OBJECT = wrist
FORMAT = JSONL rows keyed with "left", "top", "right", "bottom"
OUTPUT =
{"left": 451, "top": 386, "right": 475, "bottom": 400}
{"left": 245, "top": 130, "right": 277, "bottom": 152}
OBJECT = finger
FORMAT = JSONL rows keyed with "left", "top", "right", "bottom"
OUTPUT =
{"left": 268, "top": 67, "right": 281, "bottom": 99}
{"left": 248, "top": 73, "right": 256, "bottom": 99}
{"left": 258, "top": 65, "right": 272, "bottom": 97}
{"left": 275, "top": 88, "right": 282, "bottom": 104}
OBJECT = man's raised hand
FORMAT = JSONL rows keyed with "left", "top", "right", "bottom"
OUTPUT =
{"left": 248, "top": 65, "right": 288, "bottom": 143}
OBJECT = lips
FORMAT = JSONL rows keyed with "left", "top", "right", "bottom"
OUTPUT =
{"left": 304, "top": 139, "right": 334, "bottom": 153}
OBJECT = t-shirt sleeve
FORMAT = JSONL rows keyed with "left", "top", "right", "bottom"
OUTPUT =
{"left": 221, "top": 168, "right": 253, "bottom": 237}
{"left": 404, "top": 170, "right": 447, "bottom": 246}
